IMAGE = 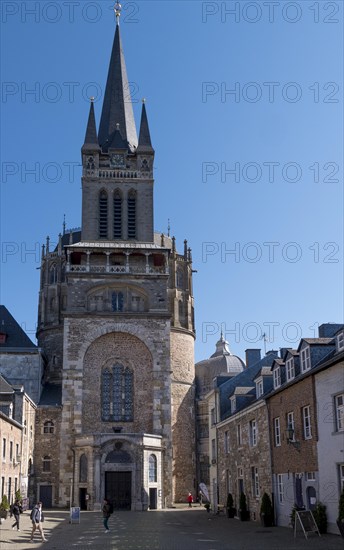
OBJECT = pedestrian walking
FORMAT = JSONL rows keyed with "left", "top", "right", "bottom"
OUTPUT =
{"left": 10, "top": 499, "right": 22, "bottom": 531}
{"left": 29, "top": 501, "right": 47, "bottom": 543}
{"left": 187, "top": 492, "right": 193, "bottom": 508}
{"left": 102, "top": 498, "right": 112, "bottom": 532}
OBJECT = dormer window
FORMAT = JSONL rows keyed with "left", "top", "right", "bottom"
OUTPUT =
{"left": 301, "top": 346, "right": 311, "bottom": 372}
{"left": 256, "top": 378, "right": 263, "bottom": 398}
{"left": 0, "top": 332, "right": 7, "bottom": 344}
{"left": 286, "top": 358, "right": 295, "bottom": 382}
{"left": 230, "top": 396, "right": 236, "bottom": 413}
{"left": 273, "top": 367, "right": 281, "bottom": 389}
{"left": 337, "top": 331, "right": 344, "bottom": 352}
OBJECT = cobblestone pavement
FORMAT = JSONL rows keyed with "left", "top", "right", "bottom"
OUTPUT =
{"left": 0, "top": 506, "right": 342, "bottom": 550}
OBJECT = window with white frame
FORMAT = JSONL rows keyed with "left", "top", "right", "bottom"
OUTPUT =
{"left": 286, "top": 411, "right": 295, "bottom": 441}
{"left": 251, "top": 467, "right": 259, "bottom": 498}
{"left": 249, "top": 420, "right": 257, "bottom": 446}
{"left": 237, "top": 424, "right": 242, "bottom": 446}
{"left": 9, "top": 441, "right": 13, "bottom": 461}
{"left": 300, "top": 346, "right": 311, "bottom": 372}
{"left": 256, "top": 378, "right": 263, "bottom": 398}
{"left": 224, "top": 430, "right": 230, "bottom": 454}
{"left": 277, "top": 474, "right": 284, "bottom": 503}
{"left": 337, "top": 331, "right": 344, "bottom": 352}
{"left": 335, "top": 394, "right": 344, "bottom": 432}
{"left": 306, "top": 472, "right": 316, "bottom": 481}
{"left": 286, "top": 358, "right": 295, "bottom": 382}
{"left": 302, "top": 405, "right": 312, "bottom": 439}
{"left": 340, "top": 464, "right": 344, "bottom": 490}
{"left": 273, "top": 367, "right": 281, "bottom": 389}
{"left": 230, "top": 396, "right": 236, "bottom": 413}
{"left": 274, "top": 417, "right": 281, "bottom": 446}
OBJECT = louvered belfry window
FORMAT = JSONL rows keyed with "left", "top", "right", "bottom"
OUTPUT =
{"left": 127, "top": 190, "right": 136, "bottom": 239}
{"left": 99, "top": 191, "right": 108, "bottom": 238}
{"left": 113, "top": 190, "right": 122, "bottom": 239}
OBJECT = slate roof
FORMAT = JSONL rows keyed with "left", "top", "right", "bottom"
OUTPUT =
{"left": 219, "top": 350, "right": 278, "bottom": 420}
{"left": 0, "top": 306, "right": 36, "bottom": 349}
{"left": 137, "top": 102, "right": 154, "bottom": 153}
{"left": 253, "top": 366, "right": 272, "bottom": 380}
{"left": 39, "top": 383, "right": 62, "bottom": 406}
{"left": 0, "top": 374, "right": 14, "bottom": 394}
{"left": 98, "top": 24, "right": 138, "bottom": 152}
{"left": 82, "top": 101, "right": 100, "bottom": 151}
{"left": 300, "top": 338, "right": 334, "bottom": 346}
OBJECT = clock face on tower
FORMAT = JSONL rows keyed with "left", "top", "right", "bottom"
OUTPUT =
{"left": 110, "top": 154, "right": 126, "bottom": 168}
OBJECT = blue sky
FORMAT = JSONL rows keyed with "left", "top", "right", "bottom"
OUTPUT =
{"left": 1, "top": 1, "right": 343, "bottom": 363}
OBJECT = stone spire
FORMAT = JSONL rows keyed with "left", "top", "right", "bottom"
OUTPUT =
{"left": 137, "top": 100, "right": 154, "bottom": 153}
{"left": 98, "top": 19, "right": 138, "bottom": 152}
{"left": 82, "top": 98, "right": 100, "bottom": 152}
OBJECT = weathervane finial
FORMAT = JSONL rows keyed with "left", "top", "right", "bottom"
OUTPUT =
{"left": 114, "top": 2, "right": 122, "bottom": 26}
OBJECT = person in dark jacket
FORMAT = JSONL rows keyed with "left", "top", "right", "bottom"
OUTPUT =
{"left": 102, "top": 499, "right": 111, "bottom": 532}
{"left": 29, "top": 501, "right": 47, "bottom": 542}
{"left": 11, "top": 500, "right": 21, "bottom": 531}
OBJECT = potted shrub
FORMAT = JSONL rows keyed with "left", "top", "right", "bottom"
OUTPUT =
{"left": 226, "top": 493, "right": 236, "bottom": 518}
{"left": 313, "top": 502, "right": 327, "bottom": 534}
{"left": 337, "top": 488, "right": 344, "bottom": 538}
{"left": 0, "top": 495, "right": 10, "bottom": 521}
{"left": 239, "top": 492, "right": 249, "bottom": 521}
{"left": 260, "top": 492, "right": 274, "bottom": 527}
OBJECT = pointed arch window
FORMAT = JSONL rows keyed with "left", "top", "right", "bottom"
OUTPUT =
{"left": 79, "top": 454, "right": 88, "bottom": 482}
{"left": 99, "top": 191, "right": 108, "bottom": 239}
{"left": 149, "top": 454, "right": 157, "bottom": 483}
{"left": 102, "top": 364, "right": 133, "bottom": 422}
{"left": 113, "top": 190, "right": 122, "bottom": 239}
{"left": 127, "top": 190, "right": 136, "bottom": 239}
{"left": 49, "top": 264, "right": 57, "bottom": 284}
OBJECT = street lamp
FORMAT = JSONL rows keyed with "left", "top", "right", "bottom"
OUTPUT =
{"left": 286, "top": 427, "right": 300, "bottom": 451}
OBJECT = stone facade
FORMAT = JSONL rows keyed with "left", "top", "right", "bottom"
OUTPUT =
{"left": 217, "top": 401, "right": 272, "bottom": 521}
{"left": 32, "top": 20, "right": 196, "bottom": 510}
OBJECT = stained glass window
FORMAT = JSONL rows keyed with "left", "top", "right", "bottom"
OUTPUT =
{"left": 102, "top": 364, "right": 133, "bottom": 422}
{"left": 149, "top": 454, "right": 157, "bottom": 483}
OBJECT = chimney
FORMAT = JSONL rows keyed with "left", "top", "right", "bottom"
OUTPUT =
{"left": 280, "top": 348, "right": 292, "bottom": 359}
{"left": 245, "top": 349, "right": 261, "bottom": 367}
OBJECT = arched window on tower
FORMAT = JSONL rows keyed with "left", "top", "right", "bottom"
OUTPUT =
{"left": 79, "top": 454, "right": 88, "bottom": 482}
{"left": 127, "top": 190, "right": 136, "bottom": 239}
{"left": 113, "top": 190, "right": 122, "bottom": 239}
{"left": 99, "top": 191, "right": 108, "bottom": 239}
{"left": 149, "top": 454, "right": 157, "bottom": 483}
{"left": 101, "top": 364, "right": 133, "bottom": 422}
{"left": 49, "top": 264, "right": 57, "bottom": 284}
{"left": 176, "top": 268, "right": 184, "bottom": 289}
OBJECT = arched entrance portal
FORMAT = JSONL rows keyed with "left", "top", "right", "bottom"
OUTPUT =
{"left": 104, "top": 445, "right": 132, "bottom": 510}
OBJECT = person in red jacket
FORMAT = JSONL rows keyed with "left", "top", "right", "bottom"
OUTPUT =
{"left": 187, "top": 492, "right": 193, "bottom": 508}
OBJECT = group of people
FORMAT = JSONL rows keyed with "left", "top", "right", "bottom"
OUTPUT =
{"left": 9, "top": 500, "right": 47, "bottom": 542}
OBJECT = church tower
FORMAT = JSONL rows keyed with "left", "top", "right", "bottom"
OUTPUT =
{"left": 35, "top": 4, "right": 195, "bottom": 510}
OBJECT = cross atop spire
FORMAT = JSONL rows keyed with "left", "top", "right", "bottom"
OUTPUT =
{"left": 114, "top": 2, "right": 122, "bottom": 26}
